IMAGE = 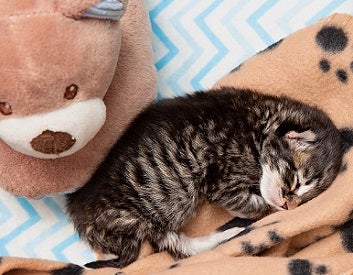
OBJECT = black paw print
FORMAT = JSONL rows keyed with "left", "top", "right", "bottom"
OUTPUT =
{"left": 316, "top": 26, "right": 351, "bottom": 83}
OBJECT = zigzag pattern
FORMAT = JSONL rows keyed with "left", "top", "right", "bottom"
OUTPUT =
{"left": 148, "top": 0, "right": 350, "bottom": 98}
{"left": 0, "top": 190, "right": 95, "bottom": 264}
{"left": 0, "top": 0, "right": 351, "bottom": 266}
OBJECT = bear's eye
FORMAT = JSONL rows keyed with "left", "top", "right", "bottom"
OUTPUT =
{"left": 64, "top": 84, "right": 79, "bottom": 100}
{"left": 0, "top": 102, "right": 12, "bottom": 115}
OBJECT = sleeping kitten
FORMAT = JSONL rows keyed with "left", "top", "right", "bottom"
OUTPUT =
{"left": 66, "top": 88, "right": 344, "bottom": 268}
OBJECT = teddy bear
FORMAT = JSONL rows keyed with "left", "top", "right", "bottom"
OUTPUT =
{"left": 0, "top": 0, "right": 157, "bottom": 198}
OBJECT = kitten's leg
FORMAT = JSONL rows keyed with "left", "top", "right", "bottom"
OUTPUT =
{"left": 225, "top": 193, "right": 271, "bottom": 219}
{"left": 155, "top": 227, "right": 245, "bottom": 259}
{"left": 84, "top": 233, "right": 142, "bottom": 269}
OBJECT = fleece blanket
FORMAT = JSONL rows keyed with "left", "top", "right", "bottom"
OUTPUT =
{"left": 2, "top": 4, "right": 353, "bottom": 275}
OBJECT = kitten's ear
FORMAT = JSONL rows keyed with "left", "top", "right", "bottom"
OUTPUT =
{"left": 285, "top": 130, "right": 316, "bottom": 151}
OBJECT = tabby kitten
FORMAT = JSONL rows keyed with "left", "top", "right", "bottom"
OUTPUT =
{"left": 66, "top": 88, "right": 344, "bottom": 268}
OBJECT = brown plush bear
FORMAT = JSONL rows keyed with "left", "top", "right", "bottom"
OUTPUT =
{"left": 0, "top": 0, "right": 156, "bottom": 198}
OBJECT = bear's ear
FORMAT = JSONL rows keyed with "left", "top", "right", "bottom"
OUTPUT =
{"left": 54, "top": 0, "right": 126, "bottom": 21}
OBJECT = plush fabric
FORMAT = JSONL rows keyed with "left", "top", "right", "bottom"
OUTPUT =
{"left": 1, "top": 12, "right": 353, "bottom": 275}
{"left": 0, "top": 0, "right": 156, "bottom": 198}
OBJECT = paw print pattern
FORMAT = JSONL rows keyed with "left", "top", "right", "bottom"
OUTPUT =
{"left": 316, "top": 26, "right": 348, "bottom": 53}
{"left": 288, "top": 259, "right": 328, "bottom": 275}
{"left": 336, "top": 218, "right": 353, "bottom": 252}
{"left": 340, "top": 128, "right": 353, "bottom": 153}
{"left": 316, "top": 26, "right": 351, "bottom": 83}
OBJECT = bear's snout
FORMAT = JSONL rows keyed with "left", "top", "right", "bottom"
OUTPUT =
{"left": 30, "top": 130, "right": 76, "bottom": 154}
{"left": 0, "top": 98, "right": 106, "bottom": 159}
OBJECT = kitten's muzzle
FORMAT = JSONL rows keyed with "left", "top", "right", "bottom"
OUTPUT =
{"left": 280, "top": 202, "right": 289, "bottom": 210}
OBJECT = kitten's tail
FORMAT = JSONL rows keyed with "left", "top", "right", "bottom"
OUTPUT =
{"left": 84, "top": 227, "right": 244, "bottom": 269}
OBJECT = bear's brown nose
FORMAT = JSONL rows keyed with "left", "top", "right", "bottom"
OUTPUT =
{"left": 30, "top": 130, "right": 76, "bottom": 154}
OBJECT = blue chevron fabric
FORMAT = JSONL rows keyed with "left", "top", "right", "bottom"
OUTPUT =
{"left": 0, "top": 0, "right": 352, "bottom": 266}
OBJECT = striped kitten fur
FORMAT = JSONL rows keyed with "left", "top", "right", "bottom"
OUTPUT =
{"left": 66, "top": 88, "right": 344, "bottom": 268}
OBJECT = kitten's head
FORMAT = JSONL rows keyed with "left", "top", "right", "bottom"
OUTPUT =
{"left": 259, "top": 119, "right": 344, "bottom": 211}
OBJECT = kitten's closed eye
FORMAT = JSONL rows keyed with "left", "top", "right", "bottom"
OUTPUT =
{"left": 296, "top": 183, "right": 315, "bottom": 197}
